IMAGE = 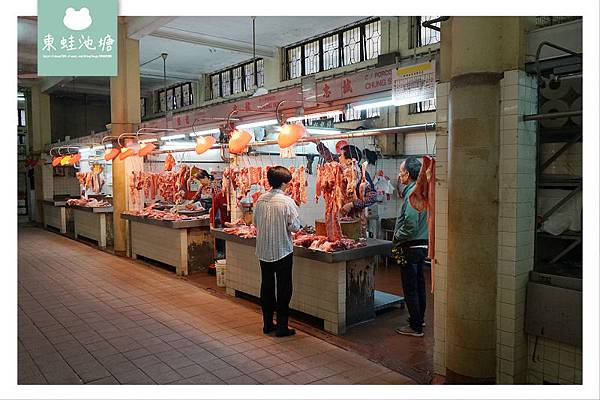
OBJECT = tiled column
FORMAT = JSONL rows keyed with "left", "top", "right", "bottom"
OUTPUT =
{"left": 433, "top": 82, "right": 449, "bottom": 376}
{"left": 110, "top": 19, "right": 141, "bottom": 254}
{"left": 495, "top": 70, "right": 537, "bottom": 384}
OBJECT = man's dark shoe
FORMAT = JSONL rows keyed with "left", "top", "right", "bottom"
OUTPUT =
{"left": 275, "top": 328, "right": 296, "bottom": 337}
{"left": 263, "top": 324, "right": 276, "bottom": 335}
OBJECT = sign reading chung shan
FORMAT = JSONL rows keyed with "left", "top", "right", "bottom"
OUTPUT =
{"left": 38, "top": 0, "right": 117, "bottom": 76}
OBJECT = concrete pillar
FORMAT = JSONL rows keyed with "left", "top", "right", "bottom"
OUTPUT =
{"left": 110, "top": 19, "right": 141, "bottom": 254}
{"left": 30, "top": 85, "right": 52, "bottom": 223}
{"left": 444, "top": 16, "right": 526, "bottom": 383}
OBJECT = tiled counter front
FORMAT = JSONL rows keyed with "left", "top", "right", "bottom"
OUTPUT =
{"left": 216, "top": 231, "right": 391, "bottom": 336}
{"left": 70, "top": 206, "right": 113, "bottom": 248}
{"left": 43, "top": 200, "right": 71, "bottom": 234}
{"left": 225, "top": 240, "right": 349, "bottom": 334}
{"left": 122, "top": 214, "right": 214, "bottom": 276}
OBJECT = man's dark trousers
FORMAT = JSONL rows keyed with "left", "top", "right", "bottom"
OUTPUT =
{"left": 259, "top": 253, "right": 293, "bottom": 331}
{"left": 400, "top": 247, "right": 427, "bottom": 331}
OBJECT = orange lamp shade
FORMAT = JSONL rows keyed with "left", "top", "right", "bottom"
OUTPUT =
{"left": 278, "top": 124, "right": 306, "bottom": 149}
{"left": 104, "top": 148, "right": 120, "bottom": 161}
{"left": 70, "top": 153, "right": 82, "bottom": 164}
{"left": 60, "top": 155, "right": 72, "bottom": 166}
{"left": 52, "top": 157, "right": 63, "bottom": 167}
{"left": 138, "top": 143, "right": 156, "bottom": 157}
{"left": 195, "top": 136, "right": 216, "bottom": 155}
{"left": 228, "top": 129, "right": 252, "bottom": 154}
{"left": 119, "top": 147, "right": 136, "bottom": 160}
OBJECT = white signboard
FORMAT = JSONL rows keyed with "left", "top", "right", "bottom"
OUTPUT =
{"left": 392, "top": 61, "right": 436, "bottom": 106}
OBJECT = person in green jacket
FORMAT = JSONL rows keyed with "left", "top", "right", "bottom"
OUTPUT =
{"left": 393, "top": 157, "right": 428, "bottom": 337}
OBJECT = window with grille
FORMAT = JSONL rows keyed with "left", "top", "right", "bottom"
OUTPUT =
{"left": 18, "top": 108, "right": 26, "bottom": 127}
{"left": 244, "top": 63, "right": 254, "bottom": 91}
{"left": 322, "top": 34, "right": 339, "bottom": 70}
{"left": 210, "top": 59, "right": 264, "bottom": 99}
{"left": 304, "top": 40, "right": 320, "bottom": 75}
{"left": 232, "top": 66, "right": 243, "bottom": 94}
{"left": 211, "top": 75, "right": 221, "bottom": 99}
{"left": 342, "top": 26, "right": 361, "bottom": 66}
{"left": 256, "top": 59, "right": 264, "bottom": 87}
{"left": 284, "top": 18, "right": 381, "bottom": 80}
{"left": 409, "top": 98, "right": 436, "bottom": 114}
{"left": 287, "top": 46, "right": 302, "bottom": 79}
{"left": 364, "top": 20, "right": 381, "bottom": 60}
{"left": 413, "top": 16, "right": 441, "bottom": 48}
{"left": 221, "top": 71, "right": 231, "bottom": 97}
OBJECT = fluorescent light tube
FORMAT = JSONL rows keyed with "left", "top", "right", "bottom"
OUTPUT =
{"left": 287, "top": 110, "right": 343, "bottom": 122}
{"left": 237, "top": 119, "right": 279, "bottom": 129}
{"left": 352, "top": 98, "right": 397, "bottom": 111}
{"left": 161, "top": 134, "right": 186, "bottom": 141}
{"left": 90, "top": 145, "right": 104, "bottom": 151}
{"left": 189, "top": 128, "right": 220, "bottom": 137}
{"left": 139, "top": 138, "right": 158, "bottom": 144}
{"left": 307, "top": 128, "right": 341, "bottom": 135}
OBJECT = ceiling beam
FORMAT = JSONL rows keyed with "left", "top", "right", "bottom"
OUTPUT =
{"left": 149, "top": 28, "right": 274, "bottom": 58}
{"left": 127, "top": 17, "right": 177, "bottom": 40}
{"left": 140, "top": 68, "right": 200, "bottom": 81}
{"left": 39, "top": 77, "right": 75, "bottom": 93}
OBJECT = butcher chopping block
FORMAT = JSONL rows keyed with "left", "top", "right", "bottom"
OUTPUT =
{"left": 315, "top": 218, "right": 361, "bottom": 240}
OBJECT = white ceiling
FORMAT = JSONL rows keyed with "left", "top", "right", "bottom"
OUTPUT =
{"left": 18, "top": 16, "right": 369, "bottom": 95}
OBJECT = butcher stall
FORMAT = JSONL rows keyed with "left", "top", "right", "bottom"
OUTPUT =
{"left": 122, "top": 212, "right": 213, "bottom": 276}
{"left": 66, "top": 198, "right": 113, "bottom": 248}
{"left": 212, "top": 228, "right": 395, "bottom": 335}
{"left": 43, "top": 198, "right": 72, "bottom": 234}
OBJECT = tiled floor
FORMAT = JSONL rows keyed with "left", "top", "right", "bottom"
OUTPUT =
{"left": 188, "top": 262, "right": 435, "bottom": 384}
{"left": 18, "top": 226, "right": 415, "bottom": 385}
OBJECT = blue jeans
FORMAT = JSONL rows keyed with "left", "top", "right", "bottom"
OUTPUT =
{"left": 400, "top": 247, "right": 427, "bottom": 332}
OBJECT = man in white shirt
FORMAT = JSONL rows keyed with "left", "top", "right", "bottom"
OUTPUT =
{"left": 253, "top": 166, "right": 302, "bottom": 337}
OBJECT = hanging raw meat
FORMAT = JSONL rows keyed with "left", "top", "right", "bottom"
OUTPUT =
{"left": 164, "top": 153, "right": 176, "bottom": 171}
{"left": 409, "top": 156, "right": 436, "bottom": 285}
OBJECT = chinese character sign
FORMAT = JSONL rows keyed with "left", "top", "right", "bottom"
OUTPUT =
{"left": 392, "top": 61, "right": 436, "bottom": 106}
{"left": 38, "top": 0, "right": 118, "bottom": 76}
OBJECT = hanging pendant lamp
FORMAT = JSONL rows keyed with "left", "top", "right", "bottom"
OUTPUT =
{"left": 138, "top": 142, "right": 156, "bottom": 157}
{"left": 52, "top": 156, "right": 63, "bottom": 167}
{"left": 195, "top": 136, "right": 216, "bottom": 155}
{"left": 228, "top": 129, "right": 252, "bottom": 154}
{"left": 104, "top": 148, "right": 120, "bottom": 161}
{"left": 277, "top": 124, "right": 306, "bottom": 149}
{"left": 119, "top": 147, "right": 136, "bottom": 160}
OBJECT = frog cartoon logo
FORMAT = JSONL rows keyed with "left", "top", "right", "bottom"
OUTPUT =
{"left": 62, "top": 7, "right": 93, "bottom": 31}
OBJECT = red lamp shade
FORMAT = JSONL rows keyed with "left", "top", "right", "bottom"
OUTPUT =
{"left": 60, "top": 155, "right": 72, "bottom": 166}
{"left": 278, "top": 124, "right": 306, "bottom": 149}
{"left": 52, "top": 157, "right": 63, "bottom": 167}
{"left": 119, "top": 147, "right": 136, "bottom": 160}
{"left": 138, "top": 143, "right": 156, "bottom": 157}
{"left": 104, "top": 148, "right": 120, "bottom": 161}
{"left": 70, "top": 153, "right": 82, "bottom": 164}
{"left": 195, "top": 136, "right": 216, "bottom": 155}
{"left": 228, "top": 129, "right": 252, "bottom": 154}
{"left": 335, "top": 140, "right": 349, "bottom": 154}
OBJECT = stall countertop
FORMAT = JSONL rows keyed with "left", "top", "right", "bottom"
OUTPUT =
{"left": 68, "top": 205, "right": 114, "bottom": 213}
{"left": 43, "top": 199, "right": 67, "bottom": 207}
{"left": 122, "top": 213, "right": 210, "bottom": 229}
{"left": 211, "top": 228, "right": 391, "bottom": 263}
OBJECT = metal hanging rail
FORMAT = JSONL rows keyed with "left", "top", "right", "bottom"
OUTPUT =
{"left": 149, "top": 122, "right": 437, "bottom": 155}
